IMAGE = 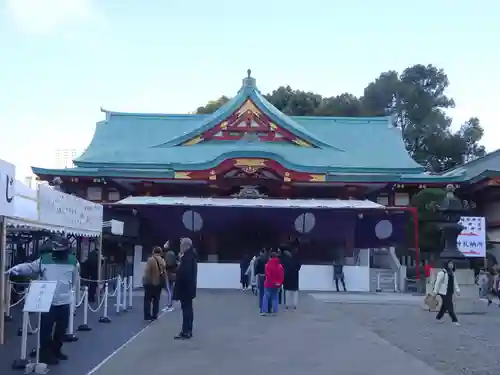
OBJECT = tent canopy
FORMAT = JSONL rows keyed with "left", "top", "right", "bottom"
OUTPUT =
{"left": 6, "top": 181, "right": 103, "bottom": 237}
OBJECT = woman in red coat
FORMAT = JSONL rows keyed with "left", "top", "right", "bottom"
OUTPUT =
{"left": 261, "top": 253, "right": 284, "bottom": 315}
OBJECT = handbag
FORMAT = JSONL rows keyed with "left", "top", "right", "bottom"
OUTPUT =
{"left": 154, "top": 257, "right": 167, "bottom": 289}
{"left": 424, "top": 293, "right": 441, "bottom": 311}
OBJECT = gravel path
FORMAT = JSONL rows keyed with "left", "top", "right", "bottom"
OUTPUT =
{"left": 326, "top": 299, "right": 500, "bottom": 375}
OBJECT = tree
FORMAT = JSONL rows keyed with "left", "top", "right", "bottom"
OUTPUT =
{"left": 196, "top": 96, "right": 230, "bottom": 114}
{"left": 361, "top": 64, "right": 485, "bottom": 172}
{"left": 265, "top": 87, "right": 322, "bottom": 116}
{"left": 195, "top": 64, "right": 486, "bottom": 171}
{"left": 410, "top": 188, "right": 446, "bottom": 255}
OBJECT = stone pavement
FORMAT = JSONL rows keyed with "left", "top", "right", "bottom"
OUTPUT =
{"left": 90, "top": 291, "right": 442, "bottom": 375}
{"left": 315, "top": 293, "right": 500, "bottom": 375}
{"left": 1, "top": 296, "right": 153, "bottom": 375}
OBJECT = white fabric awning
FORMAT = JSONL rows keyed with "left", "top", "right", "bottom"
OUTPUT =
{"left": 5, "top": 181, "right": 103, "bottom": 237}
{"left": 113, "top": 196, "right": 386, "bottom": 210}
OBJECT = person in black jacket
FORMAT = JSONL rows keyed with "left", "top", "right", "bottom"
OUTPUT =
{"left": 283, "top": 249, "right": 301, "bottom": 309}
{"left": 81, "top": 249, "right": 99, "bottom": 302}
{"left": 254, "top": 248, "right": 268, "bottom": 311}
{"left": 173, "top": 237, "right": 198, "bottom": 339}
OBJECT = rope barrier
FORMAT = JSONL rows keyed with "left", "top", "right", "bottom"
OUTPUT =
{"left": 8, "top": 275, "right": 135, "bottom": 370}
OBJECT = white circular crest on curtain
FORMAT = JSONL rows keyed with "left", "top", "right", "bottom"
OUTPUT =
{"left": 375, "top": 219, "right": 393, "bottom": 239}
{"left": 294, "top": 212, "right": 316, "bottom": 233}
{"left": 182, "top": 210, "right": 203, "bottom": 232}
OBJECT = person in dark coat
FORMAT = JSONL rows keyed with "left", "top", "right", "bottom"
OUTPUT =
{"left": 240, "top": 253, "right": 250, "bottom": 290}
{"left": 173, "top": 237, "right": 197, "bottom": 339}
{"left": 333, "top": 259, "right": 347, "bottom": 292}
{"left": 254, "top": 248, "right": 269, "bottom": 311}
{"left": 283, "top": 250, "right": 301, "bottom": 309}
{"left": 81, "top": 249, "right": 99, "bottom": 302}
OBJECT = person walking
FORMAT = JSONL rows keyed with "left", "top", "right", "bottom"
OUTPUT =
{"left": 240, "top": 253, "right": 250, "bottom": 290}
{"left": 333, "top": 259, "right": 347, "bottom": 292}
{"left": 432, "top": 260, "right": 460, "bottom": 325}
{"left": 7, "top": 235, "right": 79, "bottom": 365}
{"left": 261, "top": 252, "right": 284, "bottom": 316}
{"left": 163, "top": 241, "right": 178, "bottom": 311}
{"left": 173, "top": 238, "right": 198, "bottom": 339}
{"left": 283, "top": 249, "right": 301, "bottom": 310}
{"left": 142, "top": 246, "right": 166, "bottom": 321}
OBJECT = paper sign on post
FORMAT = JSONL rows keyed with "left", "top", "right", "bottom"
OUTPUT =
{"left": 23, "top": 281, "right": 57, "bottom": 313}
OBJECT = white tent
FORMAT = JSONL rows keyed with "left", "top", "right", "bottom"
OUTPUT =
{"left": 7, "top": 182, "right": 103, "bottom": 237}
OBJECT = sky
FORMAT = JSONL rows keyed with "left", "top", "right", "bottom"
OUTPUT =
{"left": 1, "top": 0, "right": 499, "bottom": 179}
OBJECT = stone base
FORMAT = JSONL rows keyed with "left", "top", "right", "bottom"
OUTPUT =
{"left": 454, "top": 297, "right": 488, "bottom": 314}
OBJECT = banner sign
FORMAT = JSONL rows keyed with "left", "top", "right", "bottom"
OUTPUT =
{"left": 457, "top": 216, "right": 486, "bottom": 258}
{"left": 0, "top": 158, "right": 15, "bottom": 217}
{"left": 37, "top": 185, "right": 103, "bottom": 233}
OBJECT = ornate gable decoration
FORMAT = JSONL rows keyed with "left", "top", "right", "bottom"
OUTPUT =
{"left": 182, "top": 99, "right": 313, "bottom": 147}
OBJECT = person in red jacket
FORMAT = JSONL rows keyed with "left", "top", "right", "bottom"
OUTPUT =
{"left": 261, "top": 253, "right": 284, "bottom": 315}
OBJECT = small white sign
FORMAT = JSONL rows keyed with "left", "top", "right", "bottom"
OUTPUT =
{"left": 0, "top": 158, "right": 15, "bottom": 217}
{"left": 23, "top": 281, "right": 57, "bottom": 313}
{"left": 457, "top": 216, "right": 486, "bottom": 258}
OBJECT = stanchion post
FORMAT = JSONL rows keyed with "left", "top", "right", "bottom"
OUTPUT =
{"left": 116, "top": 276, "right": 122, "bottom": 314}
{"left": 122, "top": 276, "right": 128, "bottom": 312}
{"left": 4, "top": 277, "right": 12, "bottom": 322}
{"left": 99, "top": 282, "right": 111, "bottom": 323}
{"left": 77, "top": 286, "right": 91, "bottom": 332}
{"left": 75, "top": 276, "right": 81, "bottom": 309}
{"left": 11, "top": 311, "right": 29, "bottom": 369}
{"left": 128, "top": 276, "right": 133, "bottom": 309}
{"left": 63, "top": 290, "right": 78, "bottom": 342}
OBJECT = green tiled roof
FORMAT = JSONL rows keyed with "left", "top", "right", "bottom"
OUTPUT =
{"left": 33, "top": 72, "right": 454, "bottom": 182}
{"left": 441, "top": 149, "right": 500, "bottom": 182}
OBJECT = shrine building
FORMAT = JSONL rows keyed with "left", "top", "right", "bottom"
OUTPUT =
{"left": 31, "top": 71, "right": 500, "bottom": 291}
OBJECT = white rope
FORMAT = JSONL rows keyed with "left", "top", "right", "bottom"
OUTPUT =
{"left": 75, "top": 290, "right": 87, "bottom": 308}
{"left": 80, "top": 276, "right": 119, "bottom": 283}
{"left": 11, "top": 284, "right": 28, "bottom": 295}
{"left": 8, "top": 280, "right": 31, "bottom": 286}
{"left": 108, "top": 279, "right": 123, "bottom": 297}
{"left": 9, "top": 293, "right": 27, "bottom": 308}
{"left": 87, "top": 291, "right": 107, "bottom": 313}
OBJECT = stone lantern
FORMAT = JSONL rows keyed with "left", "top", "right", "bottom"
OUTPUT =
{"left": 435, "top": 185, "right": 468, "bottom": 268}
{"left": 432, "top": 185, "right": 483, "bottom": 313}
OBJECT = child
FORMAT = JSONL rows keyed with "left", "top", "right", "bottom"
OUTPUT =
{"left": 261, "top": 252, "right": 284, "bottom": 316}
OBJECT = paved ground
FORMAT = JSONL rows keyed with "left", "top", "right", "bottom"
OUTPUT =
{"left": 5, "top": 291, "right": 499, "bottom": 375}
{"left": 90, "top": 291, "right": 443, "bottom": 375}
{"left": 1, "top": 295, "right": 154, "bottom": 375}
{"left": 313, "top": 292, "right": 500, "bottom": 375}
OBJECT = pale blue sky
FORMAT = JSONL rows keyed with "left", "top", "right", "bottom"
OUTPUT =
{"left": 1, "top": 0, "right": 499, "bottom": 178}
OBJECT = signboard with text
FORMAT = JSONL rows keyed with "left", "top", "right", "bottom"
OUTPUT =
{"left": 37, "top": 184, "right": 103, "bottom": 233}
{"left": 0, "top": 158, "right": 15, "bottom": 217}
{"left": 457, "top": 216, "right": 486, "bottom": 258}
{"left": 23, "top": 281, "right": 57, "bottom": 313}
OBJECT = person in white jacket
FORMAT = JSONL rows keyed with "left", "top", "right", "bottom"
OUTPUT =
{"left": 432, "top": 260, "right": 460, "bottom": 324}
{"left": 246, "top": 255, "right": 257, "bottom": 295}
